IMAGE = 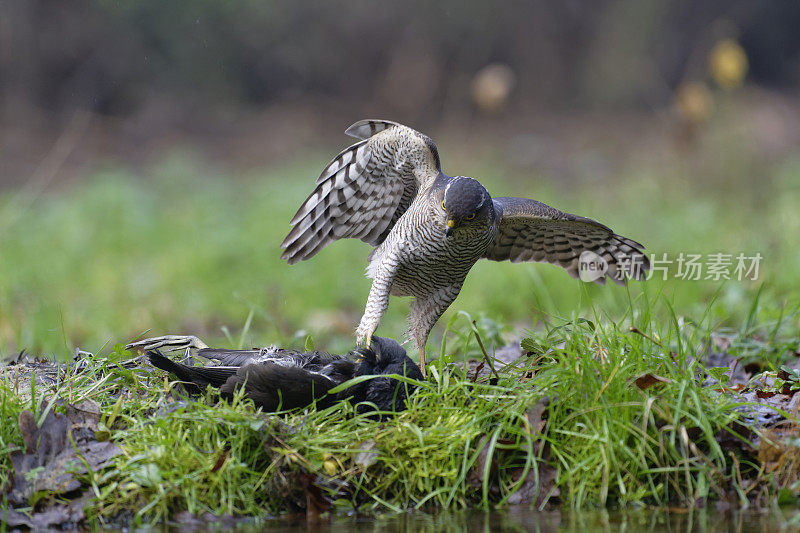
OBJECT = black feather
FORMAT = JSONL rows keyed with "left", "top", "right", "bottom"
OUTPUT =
{"left": 346, "top": 337, "right": 424, "bottom": 412}
{"left": 148, "top": 350, "right": 237, "bottom": 390}
{"left": 218, "top": 363, "right": 343, "bottom": 411}
{"left": 147, "top": 336, "right": 422, "bottom": 413}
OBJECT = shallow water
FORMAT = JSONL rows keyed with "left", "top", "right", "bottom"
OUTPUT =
{"left": 247, "top": 506, "right": 800, "bottom": 532}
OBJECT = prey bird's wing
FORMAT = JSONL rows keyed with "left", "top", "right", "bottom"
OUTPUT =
{"left": 485, "top": 197, "right": 650, "bottom": 285}
{"left": 198, "top": 348, "right": 265, "bottom": 367}
{"left": 281, "top": 119, "right": 441, "bottom": 263}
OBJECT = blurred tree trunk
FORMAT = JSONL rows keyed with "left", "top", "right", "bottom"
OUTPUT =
{"left": 1, "top": 1, "right": 40, "bottom": 122}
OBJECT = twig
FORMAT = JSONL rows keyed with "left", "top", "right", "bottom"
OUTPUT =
{"left": 471, "top": 320, "right": 499, "bottom": 381}
{"left": 629, "top": 326, "right": 663, "bottom": 348}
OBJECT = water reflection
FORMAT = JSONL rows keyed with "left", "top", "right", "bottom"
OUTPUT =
{"left": 261, "top": 506, "right": 800, "bottom": 532}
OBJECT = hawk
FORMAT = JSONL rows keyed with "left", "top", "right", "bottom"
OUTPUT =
{"left": 281, "top": 120, "right": 649, "bottom": 374}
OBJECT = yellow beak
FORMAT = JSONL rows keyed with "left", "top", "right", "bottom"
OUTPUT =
{"left": 445, "top": 219, "right": 455, "bottom": 237}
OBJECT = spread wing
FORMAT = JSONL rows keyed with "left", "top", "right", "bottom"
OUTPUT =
{"left": 485, "top": 197, "right": 650, "bottom": 285}
{"left": 281, "top": 119, "right": 442, "bottom": 264}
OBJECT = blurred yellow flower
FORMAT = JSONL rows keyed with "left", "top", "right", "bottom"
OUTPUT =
{"left": 471, "top": 63, "right": 516, "bottom": 113}
{"left": 323, "top": 460, "right": 337, "bottom": 476}
{"left": 674, "top": 81, "right": 714, "bottom": 124}
{"left": 709, "top": 39, "right": 748, "bottom": 89}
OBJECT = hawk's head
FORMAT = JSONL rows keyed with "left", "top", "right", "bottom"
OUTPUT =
{"left": 441, "top": 176, "right": 493, "bottom": 237}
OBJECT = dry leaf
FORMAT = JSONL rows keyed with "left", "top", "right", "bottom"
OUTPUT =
{"left": 634, "top": 373, "right": 672, "bottom": 390}
{"left": 8, "top": 407, "right": 121, "bottom": 505}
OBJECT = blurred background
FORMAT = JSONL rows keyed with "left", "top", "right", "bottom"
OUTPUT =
{"left": 1, "top": 0, "right": 799, "bottom": 357}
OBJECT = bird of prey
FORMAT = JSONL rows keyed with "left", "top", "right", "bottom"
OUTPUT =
{"left": 281, "top": 120, "right": 649, "bottom": 374}
{"left": 138, "top": 335, "right": 422, "bottom": 412}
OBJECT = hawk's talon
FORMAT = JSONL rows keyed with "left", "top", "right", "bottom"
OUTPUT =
{"left": 355, "top": 324, "right": 375, "bottom": 349}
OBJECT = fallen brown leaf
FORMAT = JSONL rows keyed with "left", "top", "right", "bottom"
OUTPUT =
{"left": 8, "top": 407, "right": 121, "bottom": 506}
{"left": 526, "top": 396, "right": 550, "bottom": 434}
{"left": 471, "top": 361, "right": 485, "bottom": 382}
{"left": 507, "top": 396, "right": 558, "bottom": 507}
{"left": 505, "top": 461, "right": 559, "bottom": 507}
{"left": 634, "top": 373, "right": 672, "bottom": 390}
{"left": 210, "top": 449, "right": 230, "bottom": 473}
{"left": 467, "top": 435, "right": 495, "bottom": 489}
{"left": 298, "top": 473, "right": 331, "bottom": 516}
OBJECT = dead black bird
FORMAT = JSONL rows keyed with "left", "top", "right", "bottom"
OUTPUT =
{"left": 142, "top": 336, "right": 423, "bottom": 412}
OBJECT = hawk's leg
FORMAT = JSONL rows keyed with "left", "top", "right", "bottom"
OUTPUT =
{"left": 408, "top": 284, "right": 461, "bottom": 377}
{"left": 356, "top": 262, "right": 397, "bottom": 348}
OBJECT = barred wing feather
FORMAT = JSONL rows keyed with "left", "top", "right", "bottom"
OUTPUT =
{"left": 281, "top": 119, "right": 441, "bottom": 263}
{"left": 485, "top": 197, "right": 650, "bottom": 285}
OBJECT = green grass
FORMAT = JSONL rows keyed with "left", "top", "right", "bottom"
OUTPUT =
{"left": 2, "top": 293, "right": 798, "bottom": 525}
{"left": 0, "top": 371, "right": 26, "bottom": 498}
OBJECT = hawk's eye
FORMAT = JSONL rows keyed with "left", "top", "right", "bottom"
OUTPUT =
{"left": 465, "top": 212, "right": 476, "bottom": 220}
{"left": 441, "top": 201, "right": 446, "bottom": 211}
